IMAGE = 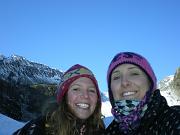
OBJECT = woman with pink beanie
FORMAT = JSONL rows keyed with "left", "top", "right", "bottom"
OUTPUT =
{"left": 104, "top": 52, "right": 180, "bottom": 135}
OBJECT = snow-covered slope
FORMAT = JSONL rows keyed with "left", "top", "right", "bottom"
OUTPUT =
{"left": 158, "top": 75, "right": 180, "bottom": 106}
{"left": 0, "top": 114, "right": 25, "bottom": 135}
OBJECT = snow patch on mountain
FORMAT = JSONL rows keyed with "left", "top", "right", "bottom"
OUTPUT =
{"left": 158, "top": 75, "right": 180, "bottom": 106}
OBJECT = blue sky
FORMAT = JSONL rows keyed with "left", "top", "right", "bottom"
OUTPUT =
{"left": 0, "top": 0, "right": 180, "bottom": 92}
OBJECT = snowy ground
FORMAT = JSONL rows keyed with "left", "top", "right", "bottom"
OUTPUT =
{"left": 0, "top": 114, "right": 25, "bottom": 135}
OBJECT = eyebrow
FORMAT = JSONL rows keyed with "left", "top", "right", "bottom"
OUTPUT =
{"left": 69, "top": 84, "right": 81, "bottom": 88}
{"left": 128, "top": 66, "right": 138, "bottom": 70}
{"left": 112, "top": 66, "right": 138, "bottom": 74}
{"left": 112, "top": 70, "right": 119, "bottom": 74}
{"left": 70, "top": 83, "right": 95, "bottom": 88}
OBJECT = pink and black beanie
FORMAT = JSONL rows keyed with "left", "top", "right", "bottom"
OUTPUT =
{"left": 107, "top": 52, "right": 157, "bottom": 106}
{"left": 57, "top": 64, "right": 101, "bottom": 103}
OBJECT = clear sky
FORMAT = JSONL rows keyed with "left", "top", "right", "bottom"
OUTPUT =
{"left": 0, "top": 0, "right": 180, "bottom": 92}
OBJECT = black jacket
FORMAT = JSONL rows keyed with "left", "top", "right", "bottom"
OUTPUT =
{"left": 104, "top": 90, "right": 180, "bottom": 135}
{"left": 13, "top": 116, "right": 46, "bottom": 135}
{"left": 13, "top": 116, "right": 104, "bottom": 135}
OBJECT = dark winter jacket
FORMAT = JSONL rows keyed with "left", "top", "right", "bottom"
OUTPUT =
{"left": 104, "top": 90, "right": 180, "bottom": 135}
{"left": 13, "top": 116, "right": 46, "bottom": 135}
{"left": 13, "top": 116, "right": 104, "bottom": 135}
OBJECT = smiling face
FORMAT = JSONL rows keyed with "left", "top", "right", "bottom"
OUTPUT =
{"left": 110, "top": 64, "right": 151, "bottom": 101}
{"left": 67, "top": 77, "right": 98, "bottom": 120}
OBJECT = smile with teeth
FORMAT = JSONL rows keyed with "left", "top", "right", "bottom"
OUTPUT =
{"left": 122, "top": 91, "right": 137, "bottom": 97}
{"left": 76, "top": 103, "right": 90, "bottom": 109}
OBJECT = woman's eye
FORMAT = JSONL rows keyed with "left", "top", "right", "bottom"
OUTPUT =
{"left": 131, "top": 72, "right": 140, "bottom": 76}
{"left": 89, "top": 89, "right": 96, "bottom": 93}
{"left": 112, "top": 76, "right": 120, "bottom": 80}
{"left": 72, "top": 88, "right": 79, "bottom": 91}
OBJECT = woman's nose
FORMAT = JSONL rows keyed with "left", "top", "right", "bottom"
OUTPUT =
{"left": 80, "top": 90, "right": 89, "bottom": 99}
{"left": 121, "top": 75, "right": 130, "bottom": 87}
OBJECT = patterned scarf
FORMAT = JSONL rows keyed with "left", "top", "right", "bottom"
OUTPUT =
{"left": 112, "top": 99, "right": 148, "bottom": 134}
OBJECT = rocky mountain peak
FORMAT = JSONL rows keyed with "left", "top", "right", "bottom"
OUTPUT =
{"left": 0, "top": 54, "right": 63, "bottom": 85}
{"left": 158, "top": 67, "right": 180, "bottom": 106}
{"left": 0, "top": 54, "right": 6, "bottom": 60}
{"left": 172, "top": 67, "right": 180, "bottom": 98}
